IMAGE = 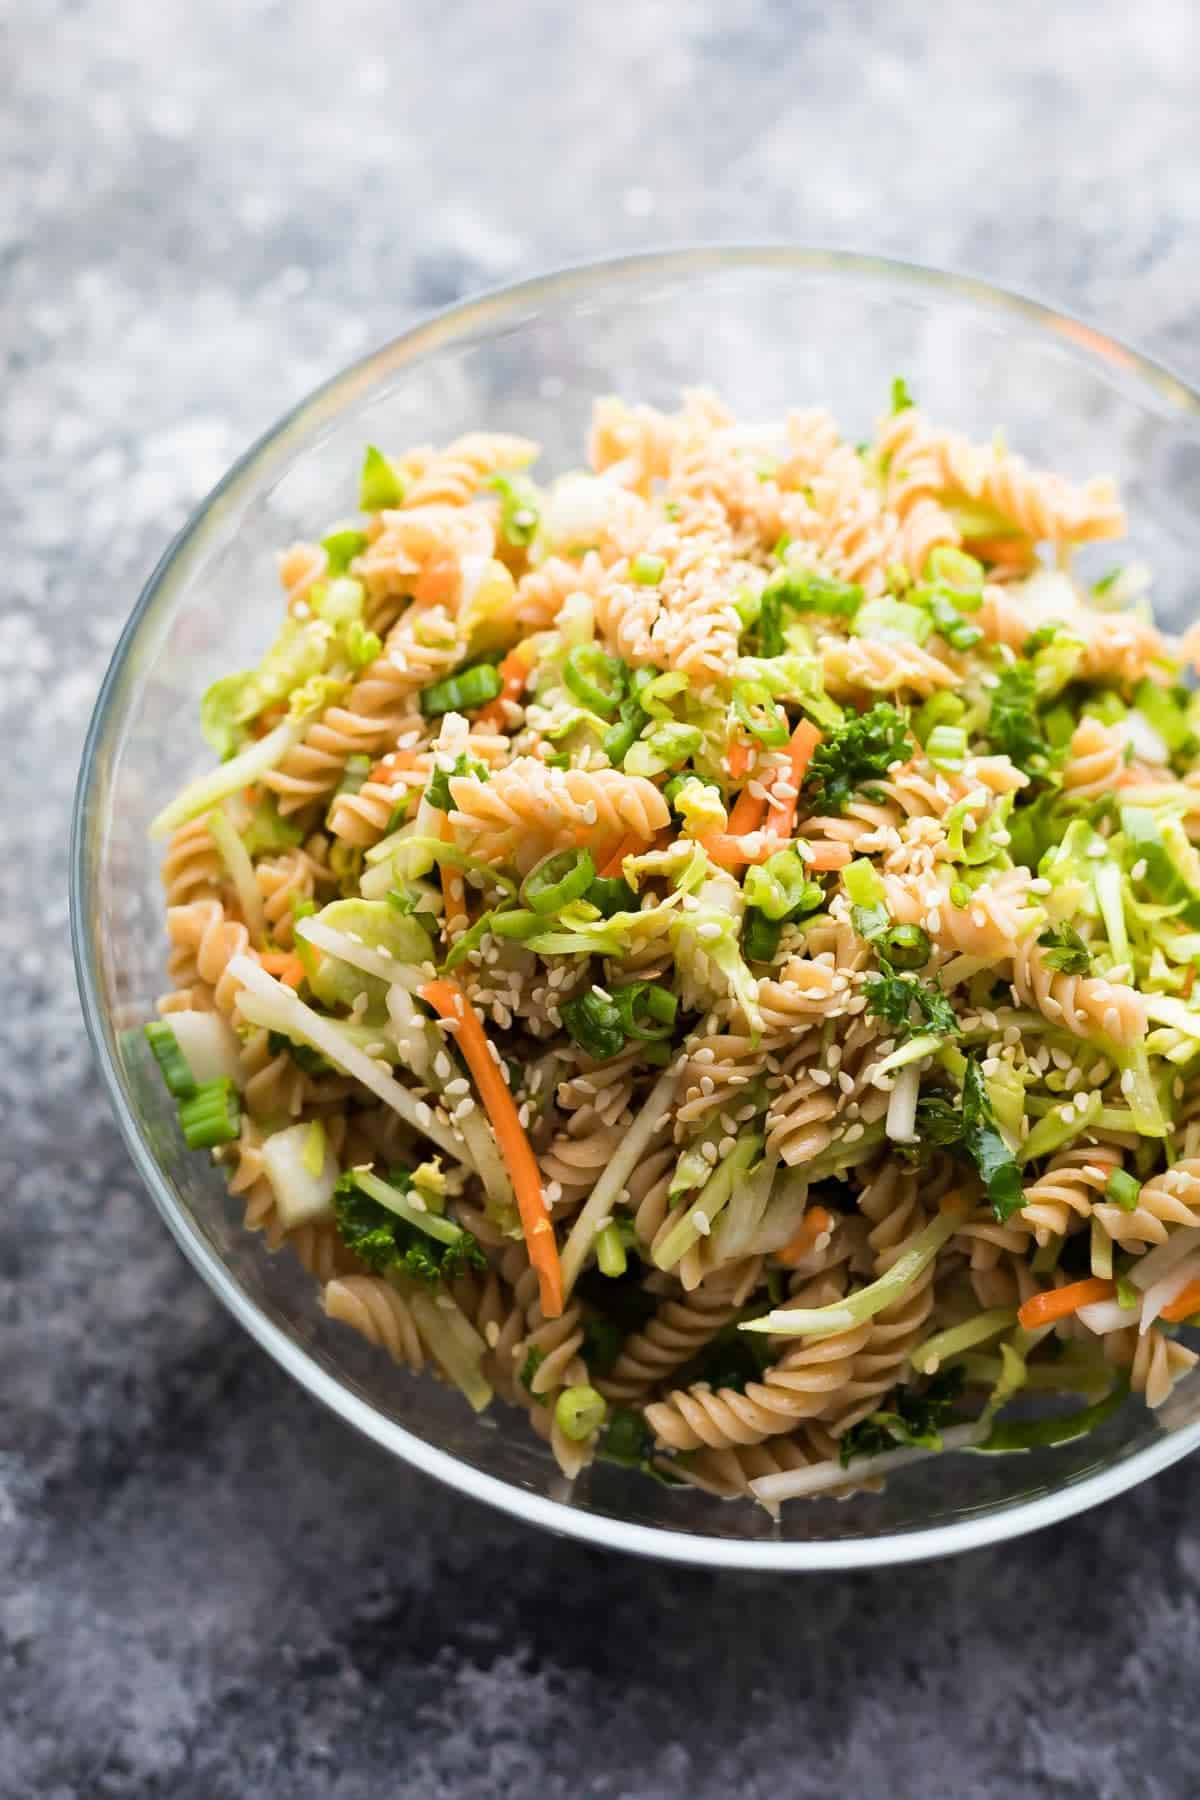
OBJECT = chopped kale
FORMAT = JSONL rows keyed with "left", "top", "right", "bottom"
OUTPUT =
{"left": 805, "top": 703, "right": 911, "bottom": 815}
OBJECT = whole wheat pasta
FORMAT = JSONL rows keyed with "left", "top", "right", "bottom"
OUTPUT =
{"left": 142, "top": 394, "right": 1198, "bottom": 1513}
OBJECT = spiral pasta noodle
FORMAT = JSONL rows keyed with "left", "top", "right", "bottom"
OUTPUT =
{"left": 145, "top": 392, "right": 1199, "bottom": 1511}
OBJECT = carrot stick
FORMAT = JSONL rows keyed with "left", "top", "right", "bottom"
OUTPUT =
{"left": 701, "top": 831, "right": 782, "bottom": 870}
{"left": 477, "top": 648, "right": 529, "bottom": 730}
{"left": 1018, "top": 1277, "right": 1115, "bottom": 1331}
{"left": 726, "top": 785, "right": 767, "bottom": 837}
{"left": 260, "top": 951, "right": 305, "bottom": 989}
{"left": 962, "top": 536, "right": 1033, "bottom": 569}
{"left": 598, "top": 832, "right": 645, "bottom": 879}
{"left": 726, "top": 739, "right": 751, "bottom": 782}
{"left": 420, "top": 977, "right": 564, "bottom": 1319}
{"left": 805, "top": 841, "right": 852, "bottom": 871}
{"left": 368, "top": 749, "right": 420, "bottom": 784}
{"left": 776, "top": 1206, "right": 835, "bottom": 1267}
{"left": 1160, "top": 1279, "right": 1200, "bottom": 1324}
{"left": 764, "top": 721, "right": 822, "bottom": 840}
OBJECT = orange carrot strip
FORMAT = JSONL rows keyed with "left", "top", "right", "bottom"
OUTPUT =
{"left": 805, "top": 841, "right": 852, "bottom": 871}
{"left": 260, "top": 951, "right": 305, "bottom": 990}
{"left": 1160, "top": 1279, "right": 1200, "bottom": 1324}
{"left": 701, "top": 831, "right": 783, "bottom": 871}
{"left": 726, "top": 785, "right": 767, "bottom": 837}
{"left": 368, "top": 749, "right": 420, "bottom": 784}
{"left": 775, "top": 1206, "right": 835, "bottom": 1267}
{"left": 1018, "top": 1277, "right": 1115, "bottom": 1331}
{"left": 764, "top": 721, "right": 822, "bottom": 840}
{"left": 420, "top": 977, "right": 564, "bottom": 1319}
{"left": 962, "top": 535, "right": 1033, "bottom": 568}
{"left": 598, "top": 832, "right": 645, "bottom": 879}
{"left": 477, "top": 648, "right": 529, "bottom": 730}
{"left": 726, "top": 739, "right": 751, "bottom": 782}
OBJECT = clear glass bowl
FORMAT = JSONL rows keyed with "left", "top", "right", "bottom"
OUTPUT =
{"left": 71, "top": 248, "right": 1200, "bottom": 1568}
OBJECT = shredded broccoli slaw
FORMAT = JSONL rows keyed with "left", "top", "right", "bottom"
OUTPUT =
{"left": 144, "top": 389, "right": 1200, "bottom": 1511}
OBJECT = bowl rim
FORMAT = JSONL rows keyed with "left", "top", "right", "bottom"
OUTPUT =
{"left": 71, "top": 244, "right": 1200, "bottom": 1570}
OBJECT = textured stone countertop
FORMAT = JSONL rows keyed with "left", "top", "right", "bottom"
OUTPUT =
{"left": 6, "top": 1, "right": 1200, "bottom": 1794}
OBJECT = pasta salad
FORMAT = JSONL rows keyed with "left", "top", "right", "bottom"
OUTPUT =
{"left": 144, "top": 387, "right": 1200, "bottom": 1509}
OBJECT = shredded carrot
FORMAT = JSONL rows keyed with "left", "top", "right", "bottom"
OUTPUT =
{"left": 776, "top": 1206, "right": 835, "bottom": 1267}
{"left": 701, "top": 830, "right": 781, "bottom": 871}
{"left": 260, "top": 951, "right": 305, "bottom": 990}
{"left": 1018, "top": 1277, "right": 1115, "bottom": 1331}
{"left": 764, "top": 721, "right": 822, "bottom": 839}
{"left": 412, "top": 556, "right": 461, "bottom": 610}
{"left": 805, "top": 840, "right": 853, "bottom": 871}
{"left": 420, "top": 978, "right": 564, "bottom": 1319}
{"left": 243, "top": 785, "right": 260, "bottom": 806}
{"left": 962, "top": 535, "right": 1033, "bottom": 569}
{"left": 477, "top": 648, "right": 529, "bottom": 730}
{"left": 368, "top": 750, "right": 420, "bottom": 784}
{"left": 937, "top": 1189, "right": 966, "bottom": 1215}
{"left": 1160, "top": 1279, "right": 1200, "bottom": 1324}
{"left": 598, "top": 832, "right": 645, "bottom": 879}
{"left": 726, "top": 785, "right": 767, "bottom": 837}
{"left": 726, "top": 738, "right": 751, "bottom": 782}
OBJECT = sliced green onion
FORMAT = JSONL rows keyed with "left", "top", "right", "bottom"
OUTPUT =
{"left": 177, "top": 1078, "right": 240, "bottom": 1150}
{"left": 144, "top": 1021, "right": 198, "bottom": 1099}
{"left": 909, "top": 1309, "right": 1018, "bottom": 1376}
{"left": 926, "top": 546, "right": 984, "bottom": 595}
{"left": 922, "top": 588, "right": 984, "bottom": 649}
{"left": 744, "top": 909, "right": 782, "bottom": 963}
{"left": 561, "top": 991, "right": 625, "bottom": 1060}
{"left": 419, "top": 663, "right": 503, "bottom": 717}
{"left": 741, "top": 1207, "right": 964, "bottom": 1337}
{"left": 624, "top": 722, "right": 704, "bottom": 777}
{"left": 488, "top": 471, "right": 540, "bottom": 547}
{"left": 852, "top": 597, "right": 932, "bottom": 645}
{"left": 555, "top": 1384, "right": 607, "bottom": 1441}
{"left": 743, "top": 848, "right": 816, "bottom": 922}
{"left": 602, "top": 705, "right": 645, "bottom": 768}
{"left": 441, "top": 910, "right": 500, "bottom": 972}
{"left": 878, "top": 923, "right": 930, "bottom": 970}
{"left": 302, "top": 1120, "right": 326, "bottom": 1178}
{"left": 631, "top": 552, "right": 666, "bottom": 586}
{"left": 1116, "top": 1274, "right": 1140, "bottom": 1309}
{"left": 914, "top": 691, "right": 966, "bottom": 745}
{"left": 731, "top": 681, "right": 789, "bottom": 747}
{"left": 926, "top": 724, "right": 968, "bottom": 772}
{"left": 522, "top": 848, "right": 596, "bottom": 915}
{"left": 334, "top": 753, "right": 371, "bottom": 799}
{"left": 321, "top": 526, "right": 369, "bottom": 575}
{"left": 1105, "top": 1168, "right": 1142, "bottom": 1212}
{"left": 360, "top": 445, "right": 405, "bottom": 510}
{"left": 489, "top": 908, "right": 542, "bottom": 940}
{"left": 764, "top": 568, "right": 861, "bottom": 616}
{"left": 1133, "top": 678, "right": 1191, "bottom": 753}
{"left": 612, "top": 982, "right": 677, "bottom": 1042}
{"left": 595, "top": 1223, "right": 629, "bottom": 1277}
{"left": 563, "top": 645, "right": 627, "bottom": 718}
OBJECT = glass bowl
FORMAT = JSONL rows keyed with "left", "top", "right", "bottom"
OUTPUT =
{"left": 71, "top": 248, "right": 1200, "bottom": 1569}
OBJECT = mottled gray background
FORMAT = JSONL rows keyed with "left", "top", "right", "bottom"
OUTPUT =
{"left": 5, "top": 0, "right": 1200, "bottom": 1794}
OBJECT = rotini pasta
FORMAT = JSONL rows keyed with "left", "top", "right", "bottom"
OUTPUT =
{"left": 142, "top": 391, "right": 1197, "bottom": 1516}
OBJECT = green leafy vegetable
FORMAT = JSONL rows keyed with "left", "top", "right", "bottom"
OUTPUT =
{"left": 806, "top": 703, "right": 910, "bottom": 814}
{"left": 839, "top": 1366, "right": 964, "bottom": 1466}
{"left": 519, "top": 1346, "right": 546, "bottom": 1393}
{"left": 863, "top": 968, "right": 959, "bottom": 1041}
{"left": 986, "top": 664, "right": 1053, "bottom": 778}
{"left": 961, "top": 1059, "right": 1024, "bottom": 1222}
{"left": 1037, "top": 921, "right": 1092, "bottom": 975}
{"left": 427, "top": 750, "right": 490, "bottom": 812}
{"left": 332, "top": 1173, "right": 485, "bottom": 1285}
{"left": 360, "top": 445, "right": 406, "bottom": 510}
